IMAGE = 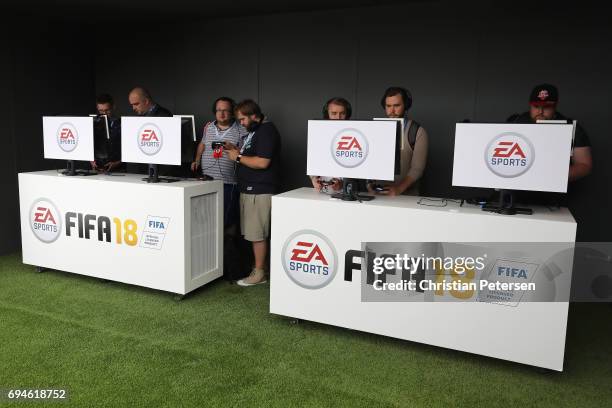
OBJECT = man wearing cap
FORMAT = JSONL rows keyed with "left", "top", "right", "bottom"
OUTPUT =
{"left": 507, "top": 84, "right": 592, "bottom": 183}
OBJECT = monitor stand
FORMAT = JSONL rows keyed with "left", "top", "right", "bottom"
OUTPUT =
{"left": 61, "top": 160, "right": 97, "bottom": 176}
{"left": 142, "top": 164, "right": 181, "bottom": 183}
{"left": 482, "top": 189, "right": 532, "bottom": 215}
{"left": 331, "top": 178, "right": 374, "bottom": 202}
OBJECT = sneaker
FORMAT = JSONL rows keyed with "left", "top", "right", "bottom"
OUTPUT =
{"left": 237, "top": 268, "right": 267, "bottom": 286}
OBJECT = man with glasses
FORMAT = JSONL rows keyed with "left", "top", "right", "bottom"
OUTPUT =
{"left": 191, "top": 97, "right": 248, "bottom": 233}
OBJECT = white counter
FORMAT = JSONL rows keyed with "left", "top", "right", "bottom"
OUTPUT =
{"left": 19, "top": 170, "right": 223, "bottom": 295}
{"left": 270, "top": 188, "right": 576, "bottom": 371}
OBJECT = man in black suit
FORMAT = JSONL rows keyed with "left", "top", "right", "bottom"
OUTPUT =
{"left": 128, "top": 87, "right": 172, "bottom": 117}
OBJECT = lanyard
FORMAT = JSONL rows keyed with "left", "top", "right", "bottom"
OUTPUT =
{"left": 240, "top": 131, "right": 255, "bottom": 154}
{"left": 213, "top": 121, "right": 236, "bottom": 140}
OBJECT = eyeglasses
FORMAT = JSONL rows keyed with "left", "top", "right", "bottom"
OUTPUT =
{"left": 215, "top": 109, "right": 232, "bottom": 114}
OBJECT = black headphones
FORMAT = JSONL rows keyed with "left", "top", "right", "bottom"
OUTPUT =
{"left": 322, "top": 97, "right": 352, "bottom": 119}
{"left": 380, "top": 87, "right": 412, "bottom": 111}
{"left": 212, "top": 97, "right": 236, "bottom": 115}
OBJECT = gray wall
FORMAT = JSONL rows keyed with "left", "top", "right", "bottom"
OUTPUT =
{"left": 0, "top": 22, "right": 19, "bottom": 254}
{"left": 95, "top": 2, "right": 611, "bottom": 241}
{"left": 2, "top": 2, "right": 608, "bottom": 254}
{"left": 0, "top": 17, "right": 95, "bottom": 255}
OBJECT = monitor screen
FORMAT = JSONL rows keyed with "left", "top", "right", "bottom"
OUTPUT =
{"left": 42, "top": 116, "right": 95, "bottom": 161}
{"left": 307, "top": 119, "right": 397, "bottom": 181}
{"left": 452, "top": 123, "right": 573, "bottom": 193}
{"left": 175, "top": 115, "right": 197, "bottom": 163}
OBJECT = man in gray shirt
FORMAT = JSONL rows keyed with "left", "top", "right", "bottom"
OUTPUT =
{"left": 191, "top": 97, "right": 248, "bottom": 231}
{"left": 374, "top": 86, "right": 429, "bottom": 196}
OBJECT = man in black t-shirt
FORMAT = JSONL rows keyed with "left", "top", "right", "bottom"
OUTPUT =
{"left": 507, "top": 84, "right": 593, "bottom": 205}
{"left": 508, "top": 83, "right": 592, "bottom": 181}
{"left": 224, "top": 99, "right": 281, "bottom": 286}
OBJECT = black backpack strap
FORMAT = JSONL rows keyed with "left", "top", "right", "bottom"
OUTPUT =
{"left": 406, "top": 120, "right": 420, "bottom": 150}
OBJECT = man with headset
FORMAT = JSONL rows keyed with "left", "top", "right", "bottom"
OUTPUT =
{"left": 309, "top": 97, "right": 352, "bottom": 192}
{"left": 372, "top": 86, "right": 429, "bottom": 196}
{"left": 191, "top": 97, "right": 248, "bottom": 232}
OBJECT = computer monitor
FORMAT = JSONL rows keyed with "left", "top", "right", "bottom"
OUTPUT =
{"left": 306, "top": 119, "right": 397, "bottom": 201}
{"left": 452, "top": 122, "right": 573, "bottom": 214}
{"left": 42, "top": 116, "right": 96, "bottom": 176}
{"left": 121, "top": 116, "right": 182, "bottom": 183}
{"left": 90, "top": 114, "right": 110, "bottom": 166}
{"left": 175, "top": 115, "right": 197, "bottom": 168}
{"left": 373, "top": 117, "right": 403, "bottom": 176}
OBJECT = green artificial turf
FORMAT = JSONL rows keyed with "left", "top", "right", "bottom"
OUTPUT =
{"left": 0, "top": 253, "right": 611, "bottom": 407}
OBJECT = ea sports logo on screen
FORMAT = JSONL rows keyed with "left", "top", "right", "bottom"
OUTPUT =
{"left": 331, "top": 128, "right": 369, "bottom": 168}
{"left": 29, "top": 199, "right": 62, "bottom": 243}
{"left": 56, "top": 123, "right": 78, "bottom": 152}
{"left": 137, "top": 123, "right": 163, "bottom": 155}
{"left": 282, "top": 230, "right": 338, "bottom": 289}
{"left": 485, "top": 133, "right": 535, "bottom": 178}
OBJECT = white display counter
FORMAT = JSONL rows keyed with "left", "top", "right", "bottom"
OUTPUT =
{"left": 270, "top": 188, "right": 577, "bottom": 371}
{"left": 19, "top": 171, "right": 223, "bottom": 295}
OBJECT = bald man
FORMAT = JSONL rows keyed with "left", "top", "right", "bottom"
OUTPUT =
{"left": 128, "top": 87, "right": 172, "bottom": 117}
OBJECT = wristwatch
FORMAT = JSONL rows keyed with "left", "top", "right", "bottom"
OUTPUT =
{"left": 236, "top": 154, "right": 242, "bottom": 164}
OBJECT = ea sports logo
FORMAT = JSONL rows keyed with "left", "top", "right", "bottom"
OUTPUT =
{"left": 29, "top": 199, "right": 62, "bottom": 243}
{"left": 56, "top": 123, "right": 78, "bottom": 152}
{"left": 282, "top": 230, "right": 338, "bottom": 289}
{"left": 137, "top": 123, "right": 163, "bottom": 155}
{"left": 331, "top": 128, "right": 369, "bottom": 168}
{"left": 485, "top": 133, "right": 535, "bottom": 178}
